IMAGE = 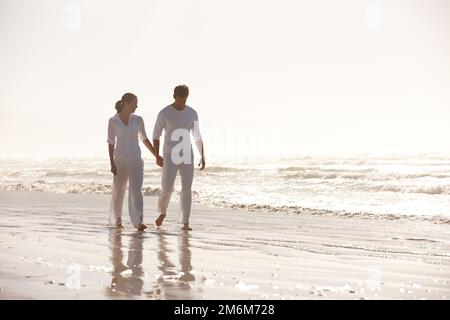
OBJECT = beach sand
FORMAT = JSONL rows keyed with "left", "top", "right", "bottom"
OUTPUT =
{"left": 0, "top": 191, "right": 449, "bottom": 300}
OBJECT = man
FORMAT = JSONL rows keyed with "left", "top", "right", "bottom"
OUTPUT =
{"left": 153, "top": 85, "right": 205, "bottom": 231}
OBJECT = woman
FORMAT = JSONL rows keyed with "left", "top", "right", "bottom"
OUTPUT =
{"left": 107, "top": 92, "right": 163, "bottom": 231}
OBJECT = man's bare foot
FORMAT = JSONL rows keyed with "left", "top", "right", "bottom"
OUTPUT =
{"left": 137, "top": 223, "right": 147, "bottom": 231}
{"left": 116, "top": 224, "right": 124, "bottom": 229}
{"left": 181, "top": 224, "right": 192, "bottom": 231}
{"left": 155, "top": 214, "right": 166, "bottom": 227}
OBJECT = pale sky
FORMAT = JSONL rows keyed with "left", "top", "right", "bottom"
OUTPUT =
{"left": 1, "top": 0, "right": 449, "bottom": 160}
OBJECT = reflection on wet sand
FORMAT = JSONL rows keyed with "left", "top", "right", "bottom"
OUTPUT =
{"left": 107, "top": 229, "right": 144, "bottom": 297}
{"left": 151, "top": 230, "right": 195, "bottom": 299}
{"left": 107, "top": 228, "right": 196, "bottom": 299}
{"left": 178, "top": 232, "right": 195, "bottom": 282}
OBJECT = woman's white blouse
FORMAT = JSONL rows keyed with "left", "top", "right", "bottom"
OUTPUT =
{"left": 107, "top": 113, "right": 148, "bottom": 159}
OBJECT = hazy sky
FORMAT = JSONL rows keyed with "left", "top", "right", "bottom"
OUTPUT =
{"left": 1, "top": 0, "right": 449, "bottom": 160}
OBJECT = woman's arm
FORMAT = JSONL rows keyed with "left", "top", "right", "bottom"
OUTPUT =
{"left": 107, "top": 118, "right": 117, "bottom": 175}
{"left": 108, "top": 144, "right": 117, "bottom": 175}
{"left": 142, "top": 138, "right": 156, "bottom": 157}
{"left": 140, "top": 117, "right": 156, "bottom": 156}
{"left": 143, "top": 138, "right": 164, "bottom": 167}
{"left": 139, "top": 117, "right": 163, "bottom": 166}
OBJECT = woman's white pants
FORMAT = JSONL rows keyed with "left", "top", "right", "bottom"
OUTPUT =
{"left": 109, "top": 157, "right": 144, "bottom": 228}
{"left": 157, "top": 152, "right": 194, "bottom": 224}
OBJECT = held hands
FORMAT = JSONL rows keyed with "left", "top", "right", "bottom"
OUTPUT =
{"left": 112, "top": 156, "right": 163, "bottom": 174}
{"left": 156, "top": 155, "right": 164, "bottom": 167}
{"left": 153, "top": 154, "right": 203, "bottom": 169}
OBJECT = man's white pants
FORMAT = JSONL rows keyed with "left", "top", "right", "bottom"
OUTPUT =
{"left": 109, "top": 157, "right": 144, "bottom": 228}
{"left": 158, "top": 152, "right": 194, "bottom": 224}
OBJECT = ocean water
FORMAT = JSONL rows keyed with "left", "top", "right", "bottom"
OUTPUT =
{"left": 1, "top": 154, "right": 450, "bottom": 222}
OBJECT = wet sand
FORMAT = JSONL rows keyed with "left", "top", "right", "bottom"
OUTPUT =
{"left": 0, "top": 191, "right": 449, "bottom": 299}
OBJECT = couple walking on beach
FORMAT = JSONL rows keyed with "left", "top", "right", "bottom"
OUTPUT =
{"left": 107, "top": 85, "right": 205, "bottom": 232}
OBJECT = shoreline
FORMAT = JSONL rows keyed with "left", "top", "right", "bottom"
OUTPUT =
{"left": 1, "top": 191, "right": 449, "bottom": 299}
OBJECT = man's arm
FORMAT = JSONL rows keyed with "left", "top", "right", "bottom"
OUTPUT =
{"left": 195, "top": 140, "right": 205, "bottom": 170}
{"left": 192, "top": 111, "right": 205, "bottom": 170}
{"left": 153, "top": 139, "right": 160, "bottom": 155}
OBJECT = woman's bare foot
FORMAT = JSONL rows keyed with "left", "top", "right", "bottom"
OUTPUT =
{"left": 116, "top": 224, "right": 124, "bottom": 229}
{"left": 137, "top": 223, "right": 147, "bottom": 231}
{"left": 181, "top": 224, "right": 192, "bottom": 231}
{"left": 155, "top": 214, "right": 166, "bottom": 227}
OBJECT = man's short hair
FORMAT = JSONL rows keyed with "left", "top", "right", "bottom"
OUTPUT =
{"left": 174, "top": 85, "right": 189, "bottom": 98}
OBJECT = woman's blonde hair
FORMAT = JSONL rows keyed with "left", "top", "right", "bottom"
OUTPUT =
{"left": 115, "top": 92, "right": 136, "bottom": 113}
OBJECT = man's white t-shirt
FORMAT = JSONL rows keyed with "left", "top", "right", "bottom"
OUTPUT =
{"left": 152, "top": 104, "right": 202, "bottom": 155}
